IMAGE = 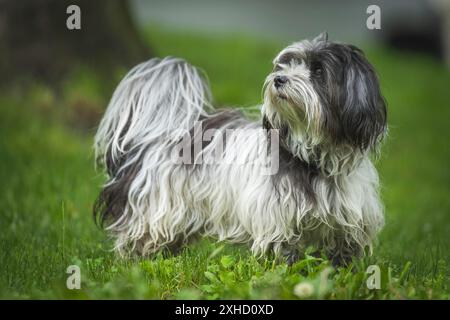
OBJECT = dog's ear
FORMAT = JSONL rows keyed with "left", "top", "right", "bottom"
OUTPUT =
{"left": 313, "top": 32, "right": 328, "bottom": 43}
{"left": 339, "top": 45, "right": 387, "bottom": 150}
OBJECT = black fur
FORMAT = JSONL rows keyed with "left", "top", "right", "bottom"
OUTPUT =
{"left": 263, "top": 115, "right": 318, "bottom": 205}
{"left": 187, "top": 109, "right": 248, "bottom": 165}
{"left": 308, "top": 42, "right": 387, "bottom": 150}
{"left": 93, "top": 147, "right": 144, "bottom": 227}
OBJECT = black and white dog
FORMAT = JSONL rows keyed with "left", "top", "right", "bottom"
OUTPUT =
{"left": 94, "top": 33, "right": 387, "bottom": 264}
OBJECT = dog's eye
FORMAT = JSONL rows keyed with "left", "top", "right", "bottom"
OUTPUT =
{"left": 311, "top": 61, "right": 323, "bottom": 76}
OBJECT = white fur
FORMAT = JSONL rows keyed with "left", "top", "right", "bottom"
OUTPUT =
{"left": 95, "top": 57, "right": 384, "bottom": 259}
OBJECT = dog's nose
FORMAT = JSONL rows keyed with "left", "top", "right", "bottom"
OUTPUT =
{"left": 274, "top": 75, "right": 288, "bottom": 88}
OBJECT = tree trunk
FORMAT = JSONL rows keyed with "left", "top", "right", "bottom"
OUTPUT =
{"left": 0, "top": 0, "right": 151, "bottom": 85}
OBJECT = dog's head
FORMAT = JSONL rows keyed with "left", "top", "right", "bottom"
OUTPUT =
{"left": 263, "top": 33, "right": 387, "bottom": 153}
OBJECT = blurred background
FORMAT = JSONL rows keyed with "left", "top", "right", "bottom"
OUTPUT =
{"left": 1, "top": 0, "right": 449, "bottom": 88}
{"left": 133, "top": 0, "right": 450, "bottom": 64}
{"left": 0, "top": 0, "right": 449, "bottom": 299}
{"left": 1, "top": 0, "right": 449, "bottom": 128}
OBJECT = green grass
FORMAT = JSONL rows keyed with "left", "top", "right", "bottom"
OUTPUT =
{"left": 1, "top": 27, "right": 449, "bottom": 299}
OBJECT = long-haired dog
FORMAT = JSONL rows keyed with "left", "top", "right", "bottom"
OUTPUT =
{"left": 94, "top": 33, "right": 387, "bottom": 264}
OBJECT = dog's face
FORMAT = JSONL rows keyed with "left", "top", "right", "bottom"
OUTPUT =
{"left": 263, "top": 33, "right": 387, "bottom": 152}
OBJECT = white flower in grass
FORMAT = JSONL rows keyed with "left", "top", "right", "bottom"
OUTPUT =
{"left": 293, "top": 282, "right": 314, "bottom": 298}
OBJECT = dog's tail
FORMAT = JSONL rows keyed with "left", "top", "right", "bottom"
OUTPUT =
{"left": 94, "top": 57, "right": 212, "bottom": 234}
{"left": 95, "top": 57, "right": 212, "bottom": 170}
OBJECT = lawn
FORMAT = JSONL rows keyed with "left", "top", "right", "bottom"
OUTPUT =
{"left": 0, "top": 26, "right": 449, "bottom": 299}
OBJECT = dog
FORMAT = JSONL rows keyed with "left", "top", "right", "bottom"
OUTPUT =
{"left": 94, "top": 33, "right": 387, "bottom": 265}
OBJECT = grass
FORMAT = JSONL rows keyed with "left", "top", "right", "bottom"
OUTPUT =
{"left": 0, "top": 26, "right": 449, "bottom": 299}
